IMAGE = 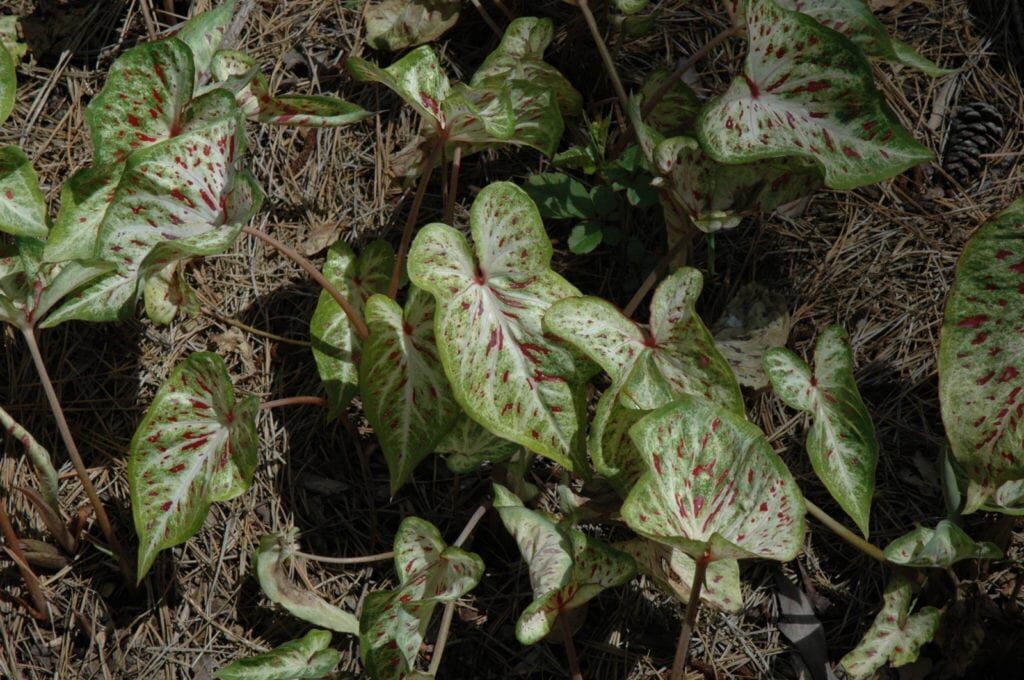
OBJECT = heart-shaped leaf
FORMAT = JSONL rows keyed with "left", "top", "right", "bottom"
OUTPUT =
{"left": 616, "top": 538, "right": 742, "bottom": 612}
{"left": 0, "top": 146, "right": 48, "bottom": 239}
{"left": 712, "top": 282, "right": 791, "bottom": 389}
{"left": 360, "top": 517, "right": 483, "bottom": 678}
{"left": 884, "top": 519, "right": 1003, "bottom": 567}
{"left": 253, "top": 530, "right": 360, "bottom": 634}
{"left": 0, "top": 41, "right": 14, "bottom": 126}
{"left": 622, "top": 395, "right": 805, "bottom": 561}
{"left": 437, "top": 414, "right": 519, "bottom": 473}
{"left": 699, "top": 0, "right": 933, "bottom": 190}
{"left": 364, "top": 0, "right": 462, "bottom": 51}
{"left": 764, "top": 325, "right": 878, "bottom": 537}
{"left": 939, "top": 197, "right": 1024, "bottom": 513}
{"left": 129, "top": 352, "right": 260, "bottom": 580}
{"left": 409, "top": 182, "right": 592, "bottom": 470}
{"left": 311, "top": 239, "right": 394, "bottom": 416}
{"left": 215, "top": 629, "right": 341, "bottom": 680}
{"left": 360, "top": 288, "right": 460, "bottom": 494}
{"left": 493, "top": 484, "right": 635, "bottom": 645}
{"left": 839, "top": 576, "right": 942, "bottom": 679}
{"left": 177, "top": 0, "right": 235, "bottom": 83}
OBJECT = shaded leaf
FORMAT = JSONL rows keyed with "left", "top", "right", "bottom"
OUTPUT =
{"left": 617, "top": 538, "right": 742, "bottom": 612}
{"left": 884, "top": 519, "right": 1002, "bottom": 567}
{"left": 639, "top": 69, "right": 700, "bottom": 136}
{"left": 0, "top": 146, "right": 48, "bottom": 239}
{"left": 712, "top": 282, "right": 791, "bottom": 389}
{"left": 0, "top": 40, "right": 14, "bottom": 126}
{"left": 614, "top": 0, "right": 650, "bottom": 14}
{"left": 364, "top": 0, "right": 462, "bottom": 51}
{"left": 437, "top": 414, "right": 519, "bottom": 473}
{"left": 348, "top": 46, "right": 450, "bottom": 129}
{"left": 215, "top": 629, "right": 340, "bottom": 680}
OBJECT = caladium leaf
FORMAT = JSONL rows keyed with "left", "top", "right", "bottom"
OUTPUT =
{"left": 0, "top": 146, "right": 48, "bottom": 239}
{"left": 129, "top": 352, "right": 260, "bottom": 580}
{"left": 360, "top": 288, "right": 459, "bottom": 494}
{"left": 360, "top": 517, "right": 484, "bottom": 678}
{"left": 253, "top": 530, "right": 360, "bottom": 634}
{"left": 215, "top": 629, "right": 341, "bottom": 680}
{"left": 639, "top": 69, "right": 700, "bottom": 136}
{"left": 44, "top": 164, "right": 126, "bottom": 263}
{"left": 616, "top": 538, "right": 742, "bottom": 612}
{"left": 0, "top": 40, "right": 14, "bottom": 126}
{"left": 436, "top": 414, "right": 519, "bottom": 474}
{"left": 764, "top": 326, "right": 878, "bottom": 537}
{"left": 699, "top": 0, "right": 933, "bottom": 191}
{"left": 493, "top": 484, "right": 635, "bottom": 645}
{"left": 311, "top": 239, "right": 394, "bottom": 416}
{"left": 712, "top": 282, "right": 791, "bottom": 389}
{"left": 839, "top": 576, "right": 942, "bottom": 679}
{"left": 408, "top": 182, "right": 592, "bottom": 470}
{"left": 622, "top": 395, "right": 805, "bottom": 562}
{"left": 614, "top": 0, "right": 650, "bottom": 14}
{"left": 884, "top": 520, "right": 1002, "bottom": 567}
{"left": 348, "top": 46, "right": 450, "bottom": 129}
{"left": 177, "top": 0, "right": 235, "bottom": 82}
{"left": 364, "top": 0, "right": 462, "bottom": 51}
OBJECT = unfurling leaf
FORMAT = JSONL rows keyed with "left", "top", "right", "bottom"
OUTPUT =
{"left": 939, "top": 197, "right": 1024, "bottom": 513}
{"left": 360, "top": 288, "right": 459, "bottom": 494}
{"left": 712, "top": 282, "right": 791, "bottom": 389}
{"left": 437, "top": 414, "right": 519, "bottom": 473}
{"left": 699, "top": 0, "right": 933, "bottom": 190}
{"left": 364, "top": 0, "right": 462, "bottom": 51}
{"left": 617, "top": 538, "right": 742, "bottom": 612}
{"left": 129, "top": 352, "right": 260, "bottom": 580}
{"left": 622, "top": 395, "right": 805, "bottom": 562}
{"left": 839, "top": 576, "right": 942, "bottom": 679}
{"left": 0, "top": 146, "right": 48, "bottom": 239}
{"left": 409, "top": 182, "right": 593, "bottom": 471}
{"left": 493, "top": 484, "right": 635, "bottom": 645}
{"left": 176, "top": 0, "right": 235, "bottom": 82}
{"left": 215, "top": 629, "right": 341, "bottom": 680}
{"left": 884, "top": 520, "right": 1002, "bottom": 567}
{"left": 253, "top": 530, "right": 359, "bottom": 634}
{"left": 764, "top": 326, "right": 878, "bottom": 537}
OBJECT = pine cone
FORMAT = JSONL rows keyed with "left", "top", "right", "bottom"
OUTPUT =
{"left": 942, "top": 102, "right": 1005, "bottom": 186}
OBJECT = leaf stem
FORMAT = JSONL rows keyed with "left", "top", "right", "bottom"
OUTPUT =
{"left": 624, "top": 234, "right": 691, "bottom": 317}
{"left": 805, "top": 499, "right": 886, "bottom": 562}
{"left": 0, "top": 501, "right": 48, "bottom": 617}
{"left": 0, "top": 405, "right": 60, "bottom": 514}
{"left": 390, "top": 140, "right": 444, "bottom": 299}
{"left": 560, "top": 614, "right": 584, "bottom": 680}
{"left": 641, "top": 26, "right": 738, "bottom": 119}
{"left": 260, "top": 396, "right": 328, "bottom": 411}
{"left": 243, "top": 226, "right": 369, "bottom": 340}
{"left": 469, "top": 0, "right": 503, "bottom": 38}
{"left": 671, "top": 551, "right": 709, "bottom": 680}
{"left": 577, "top": 0, "right": 630, "bottom": 113}
{"left": 294, "top": 549, "right": 395, "bottom": 565}
{"left": 443, "top": 146, "right": 463, "bottom": 226}
{"left": 454, "top": 503, "right": 488, "bottom": 548}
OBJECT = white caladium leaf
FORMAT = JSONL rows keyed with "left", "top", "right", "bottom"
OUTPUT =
{"left": 699, "top": 0, "right": 933, "bottom": 190}
{"left": 44, "top": 164, "right": 126, "bottom": 263}
{"left": 408, "top": 182, "right": 592, "bottom": 470}
{"left": 0, "top": 40, "right": 14, "bottom": 125}
{"left": 215, "top": 629, "right": 341, "bottom": 680}
{"left": 177, "top": 0, "right": 235, "bottom": 82}
{"left": 0, "top": 146, "right": 48, "bottom": 239}
{"left": 939, "top": 197, "right": 1024, "bottom": 513}
{"left": 360, "top": 517, "right": 484, "bottom": 678}
{"left": 129, "top": 352, "right": 260, "bottom": 580}
{"left": 712, "top": 282, "right": 791, "bottom": 389}
{"left": 616, "top": 538, "right": 742, "bottom": 612}
{"left": 493, "top": 484, "right": 635, "bottom": 645}
{"left": 840, "top": 576, "right": 942, "bottom": 679}
{"left": 253, "top": 531, "right": 359, "bottom": 634}
{"left": 311, "top": 239, "right": 394, "bottom": 416}
{"left": 348, "top": 46, "right": 450, "bottom": 129}
{"left": 764, "top": 326, "right": 878, "bottom": 537}
{"left": 622, "top": 395, "right": 805, "bottom": 562}
{"left": 884, "top": 519, "right": 1002, "bottom": 567}
{"left": 364, "top": 0, "right": 462, "bottom": 51}
{"left": 437, "top": 414, "right": 519, "bottom": 473}
{"left": 360, "top": 288, "right": 459, "bottom": 494}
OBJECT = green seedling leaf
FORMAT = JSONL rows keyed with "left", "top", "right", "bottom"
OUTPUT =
{"left": 215, "top": 629, "right": 340, "bottom": 680}
{"left": 409, "top": 182, "right": 592, "bottom": 471}
{"left": 0, "top": 146, "right": 47, "bottom": 239}
{"left": 940, "top": 197, "right": 1024, "bottom": 512}
{"left": 311, "top": 239, "right": 394, "bottom": 416}
{"left": 699, "top": 0, "right": 933, "bottom": 190}
{"left": 639, "top": 69, "right": 700, "bottom": 136}
{"left": 884, "top": 519, "right": 1002, "bottom": 567}
{"left": 0, "top": 16, "right": 27, "bottom": 62}
{"left": 764, "top": 326, "right": 878, "bottom": 537}
{"left": 348, "top": 46, "right": 450, "bottom": 129}
{"left": 0, "top": 40, "right": 14, "bottom": 126}
{"left": 493, "top": 484, "right": 635, "bottom": 645}
{"left": 360, "top": 288, "right": 459, "bottom": 494}
{"left": 437, "top": 414, "right": 519, "bottom": 473}
{"left": 616, "top": 538, "right": 742, "bottom": 612}
{"left": 253, "top": 530, "right": 360, "bottom": 634}
{"left": 712, "top": 282, "right": 791, "bottom": 389}
{"left": 568, "top": 222, "right": 603, "bottom": 254}
{"left": 177, "top": 0, "right": 235, "bottom": 82}
{"left": 364, "top": 0, "right": 462, "bottom": 51}
{"left": 360, "top": 517, "right": 483, "bottom": 678}
{"left": 622, "top": 395, "right": 806, "bottom": 561}
{"left": 840, "top": 576, "right": 942, "bottom": 679}
{"left": 129, "top": 352, "right": 259, "bottom": 580}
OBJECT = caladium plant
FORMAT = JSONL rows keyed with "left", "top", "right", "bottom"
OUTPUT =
{"left": 216, "top": 629, "right": 341, "bottom": 680}
{"left": 128, "top": 352, "right": 260, "bottom": 579}
{"left": 616, "top": 538, "right": 743, "bottom": 612}
{"left": 436, "top": 414, "right": 519, "bottom": 474}
{"left": 884, "top": 520, "right": 1002, "bottom": 567}
{"left": 363, "top": 0, "right": 462, "bottom": 51}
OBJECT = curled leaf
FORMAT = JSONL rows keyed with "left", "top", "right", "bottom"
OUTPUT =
{"left": 176, "top": 0, "right": 235, "bottom": 82}
{"left": 884, "top": 520, "right": 1002, "bottom": 567}
{"left": 712, "top": 282, "right": 791, "bottom": 389}
{"left": 364, "top": 0, "right": 462, "bottom": 51}
{"left": 617, "top": 538, "right": 742, "bottom": 612}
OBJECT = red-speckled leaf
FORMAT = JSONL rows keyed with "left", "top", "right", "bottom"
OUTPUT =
{"left": 442, "top": 83, "right": 516, "bottom": 146}
{"left": 364, "top": 0, "right": 462, "bottom": 51}
{"left": 347, "top": 46, "right": 450, "bottom": 129}
{"left": 839, "top": 576, "right": 942, "bottom": 679}
{"left": 437, "top": 414, "right": 519, "bottom": 473}
{"left": 493, "top": 484, "right": 635, "bottom": 645}
{"left": 616, "top": 538, "right": 742, "bottom": 612}
{"left": 884, "top": 519, "right": 1002, "bottom": 567}
{"left": 939, "top": 197, "right": 1024, "bottom": 513}
{"left": 128, "top": 352, "right": 259, "bottom": 580}
{"left": 408, "top": 182, "right": 590, "bottom": 470}
{"left": 699, "top": 0, "right": 933, "bottom": 190}
{"left": 621, "top": 395, "right": 805, "bottom": 562}
{"left": 44, "top": 164, "right": 126, "bottom": 263}
{"left": 0, "top": 146, "right": 48, "bottom": 239}
{"left": 216, "top": 629, "right": 341, "bottom": 680}
{"left": 176, "top": 0, "right": 235, "bottom": 82}
{"left": 360, "top": 288, "right": 459, "bottom": 494}
{"left": 764, "top": 326, "right": 878, "bottom": 537}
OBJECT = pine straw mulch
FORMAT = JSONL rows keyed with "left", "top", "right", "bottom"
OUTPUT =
{"left": 1, "top": 0, "right": 1023, "bottom": 678}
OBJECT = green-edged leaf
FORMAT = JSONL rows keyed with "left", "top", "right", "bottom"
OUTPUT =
{"left": 215, "top": 629, "right": 340, "bottom": 680}
{"left": 493, "top": 484, "right": 635, "bottom": 645}
{"left": 699, "top": 0, "right": 933, "bottom": 190}
{"left": 347, "top": 46, "right": 450, "bottom": 128}
{"left": 408, "top": 182, "right": 591, "bottom": 470}
{"left": 177, "top": 0, "right": 236, "bottom": 81}
{"left": 639, "top": 69, "right": 700, "bottom": 136}
{"left": 0, "top": 16, "right": 26, "bottom": 62}
{"left": 364, "top": 0, "right": 462, "bottom": 51}
{"left": 129, "top": 352, "right": 259, "bottom": 580}
{"left": 764, "top": 326, "right": 877, "bottom": 537}
{"left": 441, "top": 83, "right": 516, "bottom": 146}
{"left": 884, "top": 519, "right": 1002, "bottom": 567}
{"left": 311, "top": 239, "right": 393, "bottom": 416}
{"left": 253, "top": 530, "right": 360, "bottom": 634}
{"left": 33, "top": 259, "right": 116, "bottom": 326}
{"left": 622, "top": 395, "right": 805, "bottom": 561}
{"left": 712, "top": 282, "right": 791, "bottom": 389}
{"left": 0, "top": 40, "right": 14, "bottom": 126}
{"left": 0, "top": 146, "right": 47, "bottom": 239}
{"left": 616, "top": 538, "right": 742, "bottom": 612}
{"left": 437, "top": 414, "right": 519, "bottom": 473}
{"left": 360, "top": 288, "right": 459, "bottom": 494}
{"left": 939, "top": 197, "right": 1024, "bottom": 513}
{"left": 839, "top": 576, "right": 942, "bottom": 679}
{"left": 44, "top": 164, "right": 126, "bottom": 263}
{"left": 493, "top": 81, "right": 564, "bottom": 158}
